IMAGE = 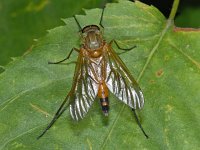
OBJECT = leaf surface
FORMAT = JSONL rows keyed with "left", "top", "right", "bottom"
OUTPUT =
{"left": 0, "top": 1, "right": 200, "bottom": 149}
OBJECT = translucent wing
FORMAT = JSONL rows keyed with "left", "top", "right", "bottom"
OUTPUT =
{"left": 69, "top": 53, "right": 98, "bottom": 120}
{"left": 106, "top": 46, "right": 144, "bottom": 109}
{"left": 37, "top": 52, "right": 98, "bottom": 139}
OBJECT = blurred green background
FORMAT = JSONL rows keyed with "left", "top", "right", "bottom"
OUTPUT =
{"left": 0, "top": 0, "right": 199, "bottom": 73}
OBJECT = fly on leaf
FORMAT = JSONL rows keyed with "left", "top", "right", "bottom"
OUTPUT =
{"left": 38, "top": 7, "right": 148, "bottom": 139}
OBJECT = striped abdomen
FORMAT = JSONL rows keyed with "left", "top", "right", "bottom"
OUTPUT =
{"left": 98, "top": 82, "right": 109, "bottom": 116}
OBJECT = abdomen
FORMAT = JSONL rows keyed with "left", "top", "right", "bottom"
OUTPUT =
{"left": 98, "top": 82, "right": 109, "bottom": 116}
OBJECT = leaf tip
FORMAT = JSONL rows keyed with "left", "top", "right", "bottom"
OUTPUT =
{"left": 0, "top": 65, "right": 5, "bottom": 70}
{"left": 10, "top": 57, "right": 19, "bottom": 61}
{"left": 60, "top": 18, "right": 65, "bottom": 22}
{"left": 46, "top": 29, "right": 51, "bottom": 33}
{"left": 33, "top": 39, "right": 38, "bottom": 42}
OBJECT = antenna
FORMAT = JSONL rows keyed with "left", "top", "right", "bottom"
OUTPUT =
{"left": 73, "top": 15, "right": 83, "bottom": 32}
{"left": 99, "top": 7, "right": 105, "bottom": 28}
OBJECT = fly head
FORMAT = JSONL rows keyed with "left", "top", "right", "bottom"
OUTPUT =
{"left": 82, "top": 25, "right": 103, "bottom": 50}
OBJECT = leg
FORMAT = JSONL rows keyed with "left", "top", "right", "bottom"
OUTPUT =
{"left": 37, "top": 107, "right": 66, "bottom": 139}
{"left": 111, "top": 40, "right": 136, "bottom": 51}
{"left": 48, "top": 48, "right": 79, "bottom": 64}
{"left": 37, "top": 94, "right": 70, "bottom": 139}
{"left": 132, "top": 108, "right": 149, "bottom": 139}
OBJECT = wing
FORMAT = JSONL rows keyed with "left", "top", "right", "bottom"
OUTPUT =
{"left": 105, "top": 46, "right": 144, "bottom": 109}
{"left": 37, "top": 52, "right": 98, "bottom": 138}
{"left": 69, "top": 53, "right": 98, "bottom": 120}
{"left": 37, "top": 52, "right": 98, "bottom": 139}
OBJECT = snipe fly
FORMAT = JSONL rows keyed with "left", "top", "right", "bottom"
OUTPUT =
{"left": 38, "top": 7, "right": 148, "bottom": 139}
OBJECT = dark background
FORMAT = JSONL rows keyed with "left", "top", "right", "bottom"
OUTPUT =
{"left": 141, "top": 0, "right": 200, "bottom": 27}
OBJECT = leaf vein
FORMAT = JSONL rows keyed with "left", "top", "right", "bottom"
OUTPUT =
{"left": 168, "top": 40, "right": 200, "bottom": 70}
{"left": 0, "top": 124, "right": 44, "bottom": 150}
{"left": 0, "top": 77, "right": 68, "bottom": 112}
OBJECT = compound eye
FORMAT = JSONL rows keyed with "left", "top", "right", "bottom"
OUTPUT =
{"left": 82, "top": 32, "right": 87, "bottom": 37}
{"left": 95, "top": 30, "right": 100, "bottom": 34}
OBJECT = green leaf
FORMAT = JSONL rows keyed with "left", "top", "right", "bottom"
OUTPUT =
{"left": 0, "top": 0, "right": 106, "bottom": 68}
{"left": 0, "top": 0, "right": 200, "bottom": 149}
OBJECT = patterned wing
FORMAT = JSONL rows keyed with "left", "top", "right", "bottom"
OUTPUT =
{"left": 106, "top": 46, "right": 144, "bottom": 109}
{"left": 37, "top": 53, "right": 98, "bottom": 138}
{"left": 69, "top": 54, "right": 98, "bottom": 120}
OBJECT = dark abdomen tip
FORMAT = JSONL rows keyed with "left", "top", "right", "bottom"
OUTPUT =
{"left": 100, "top": 97, "right": 109, "bottom": 116}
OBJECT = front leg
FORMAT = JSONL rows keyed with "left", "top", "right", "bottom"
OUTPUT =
{"left": 48, "top": 48, "right": 79, "bottom": 64}
{"left": 110, "top": 40, "right": 136, "bottom": 51}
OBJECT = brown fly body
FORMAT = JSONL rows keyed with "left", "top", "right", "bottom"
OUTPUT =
{"left": 38, "top": 7, "right": 148, "bottom": 139}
